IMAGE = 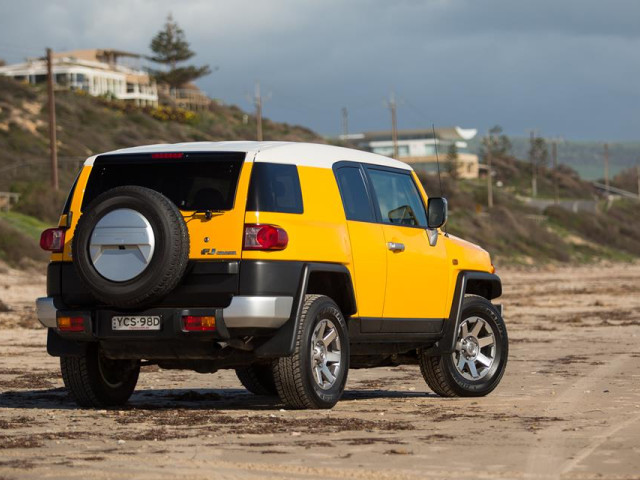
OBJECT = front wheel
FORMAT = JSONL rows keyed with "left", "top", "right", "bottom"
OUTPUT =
{"left": 419, "top": 295, "right": 508, "bottom": 397}
{"left": 272, "top": 294, "right": 349, "bottom": 409}
{"left": 61, "top": 343, "right": 140, "bottom": 408}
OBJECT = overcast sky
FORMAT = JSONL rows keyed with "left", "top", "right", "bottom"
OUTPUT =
{"left": 1, "top": 0, "right": 638, "bottom": 140}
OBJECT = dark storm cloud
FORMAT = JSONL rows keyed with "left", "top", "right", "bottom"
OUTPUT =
{"left": 0, "top": 0, "right": 638, "bottom": 139}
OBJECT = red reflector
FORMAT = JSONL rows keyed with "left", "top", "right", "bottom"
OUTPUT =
{"left": 244, "top": 224, "right": 288, "bottom": 250}
{"left": 182, "top": 316, "right": 216, "bottom": 332}
{"left": 57, "top": 316, "right": 85, "bottom": 332}
{"left": 151, "top": 152, "right": 184, "bottom": 159}
{"left": 40, "top": 228, "right": 66, "bottom": 252}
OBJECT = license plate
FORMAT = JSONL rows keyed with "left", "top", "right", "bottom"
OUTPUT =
{"left": 112, "top": 315, "right": 161, "bottom": 331}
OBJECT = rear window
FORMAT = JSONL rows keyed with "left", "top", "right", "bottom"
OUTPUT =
{"left": 246, "top": 163, "right": 303, "bottom": 214}
{"left": 82, "top": 152, "right": 245, "bottom": 211}
{"left": 335, "top": 166, "right": 375, "bottom": 222}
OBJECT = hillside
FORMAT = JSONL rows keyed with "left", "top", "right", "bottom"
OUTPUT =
{"left": 0, "top": 76, "right": 322, "bottom": 198}
{"left": 419, "top": 155, "right": 640, "bottom": 265}
{"left": 469, "top": 137, "right": 640, "bottom": 180}
{"left": 0, "top": 77, "right": 638, "bottom": 267}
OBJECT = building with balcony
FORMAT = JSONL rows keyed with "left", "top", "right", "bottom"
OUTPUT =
{"left": 344, "top": 126, "right": 480, "bottom": 179}
{"left": 0, "top": 49, "right": 158, "bottom": 106}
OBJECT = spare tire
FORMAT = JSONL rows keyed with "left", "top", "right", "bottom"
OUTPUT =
{"left": 72, "top": 185, "right": 189, "bottom": 308}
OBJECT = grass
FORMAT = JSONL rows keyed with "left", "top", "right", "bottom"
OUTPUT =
{"left": 0, "top": 211, "right": 50, "bottom": 240}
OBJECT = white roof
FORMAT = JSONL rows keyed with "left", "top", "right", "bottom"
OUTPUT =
{"left": 83, "top": 141, "right": 412, "bottom": 171}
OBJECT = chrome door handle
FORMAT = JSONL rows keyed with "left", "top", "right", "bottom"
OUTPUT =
{"left": 387, "top": 242, "right": 405, "bottom": 252}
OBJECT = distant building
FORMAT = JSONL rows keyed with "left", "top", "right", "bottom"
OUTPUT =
{"left": 343, "top": 127, "right": 479, "bottom": 179}
{"left": 0, "top": 49, "right": 158, "bottom": 106}
{"left": 158, "top": 83, "right": 212, "bottom": 112}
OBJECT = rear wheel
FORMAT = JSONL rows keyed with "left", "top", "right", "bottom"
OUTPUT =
{"left": 235, "top": 365, "right": 277, "bottom": 396}
{"left": 61, "top": 343, "right": 140, "bottom": 408}
{"left": 272, "top": 295, "right": 349, "bottom": 409}
{"left": 419, "top": 295, "right": 508, "bottom": 397}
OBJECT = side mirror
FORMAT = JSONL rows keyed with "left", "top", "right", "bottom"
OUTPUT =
{"left": 427, "top": 197, "right": 448, "bottom": 229}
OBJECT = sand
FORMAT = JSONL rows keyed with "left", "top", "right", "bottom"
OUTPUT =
{"left": 0, "top": 262, "right": 639, "bottom": 479}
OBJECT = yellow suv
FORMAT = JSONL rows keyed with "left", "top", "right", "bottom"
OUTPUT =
{"left": 36, "top": 142, "right": 507, "bottom": 409}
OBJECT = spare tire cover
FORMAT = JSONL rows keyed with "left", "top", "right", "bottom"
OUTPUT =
{"left": 72, "top": 185, "right": 189, "bottom": 308}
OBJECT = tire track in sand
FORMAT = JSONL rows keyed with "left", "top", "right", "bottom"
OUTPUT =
{"left": 525, "top": 354, "right": 633, "bottom": 479}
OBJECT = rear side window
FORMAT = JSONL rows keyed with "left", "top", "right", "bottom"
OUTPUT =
{"left": 246, "top": 163, "right": 303, "bottom": 214}
{"left": 334, "top": 166, "right": 375, "bottom": 222}
{"left": 82, "top": 153, "right": 244, "bottom": 211}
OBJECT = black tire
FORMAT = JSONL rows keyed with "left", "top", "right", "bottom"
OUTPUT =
{"left": 235, "top": 365, "right": 277, "bottom": 396}
{"left": 272, "top": 294, "right": 349, "bottom": 409}
{"left": 419, "top": 295, "right": 508, "bottom": 397}
{"left": 72, "top": 185, "right": 189, "bottom": 308}
{"left": 60, "top": 343, "right": 140, "bottom": 408}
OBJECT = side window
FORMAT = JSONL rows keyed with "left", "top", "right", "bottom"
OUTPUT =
{"left": 246, "top": 162, "right": 303, "bottom": 214}
{"left": 335, "top": 166, "right": 375, "bottom": 222}
{"left": 367, "top": 169, "right": 427, "bottom": 227}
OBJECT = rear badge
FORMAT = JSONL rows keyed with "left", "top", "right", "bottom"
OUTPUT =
{"left": 200, "top": 248, "right": 237, "bottom": 256}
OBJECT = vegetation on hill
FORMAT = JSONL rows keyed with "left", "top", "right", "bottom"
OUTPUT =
{"left": 0, "top": 76, "right": 322, "bottom": 196}
{"left": 610, "top": 165, "right": 640, "bottom": 195}
{"left": 0, "top": 77, "right": 638, "bottom": 267}
{"left": 470, "top": 136, "right": 640, "bottom": 180}
{"left": 420, "top": 154, "right": 639, "bottom": 265}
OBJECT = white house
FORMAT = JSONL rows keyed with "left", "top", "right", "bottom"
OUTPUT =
{"left": 343, "top": 127, "right": 480, "bottom": 179}
{"left": 0, "top": 49, "right": 158, "bottom": 106}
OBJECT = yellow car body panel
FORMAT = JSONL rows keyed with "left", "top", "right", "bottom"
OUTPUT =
{"left": 241, "top": 166, "right": 351, "bottom": 265}
{"left": 343, "top": 220, "right": 387, "bottom": 318}
{"left": 380, "top": 224, "right": 451, "bottom": 319}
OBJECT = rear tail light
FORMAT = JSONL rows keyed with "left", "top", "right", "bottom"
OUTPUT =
{"left": 182, "top": 315, "right": 216, "bottom": 332}
{"left": 40, "top": 228, "right": 66, "bottom": 252}
{"left": 244, "top": 224, "right": 288, "bottom": 251}
{"left": 57, "top": 316, "right": 85, "bottom": 332}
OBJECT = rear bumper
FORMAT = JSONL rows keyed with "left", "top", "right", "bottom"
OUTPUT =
{"left": 36, "top": 295, "right": 293, "bottom": 332}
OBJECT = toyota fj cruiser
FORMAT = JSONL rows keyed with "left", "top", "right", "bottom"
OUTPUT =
{"left": 37, "top": 141, "right": 507, "bottom": 409}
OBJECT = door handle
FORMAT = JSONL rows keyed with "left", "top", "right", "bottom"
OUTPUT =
{"left": 387, "top": 242, "right": 405, "bottom": 252}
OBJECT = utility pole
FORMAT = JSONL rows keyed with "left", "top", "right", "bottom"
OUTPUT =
{"left": 486, "top": 133, "right": 493, "bottom": 208}
{"left": 527, "top": 129, "right": 537, "bottom": 197}
{"left": 341, "top": 107, "right": 349, "bottom": 141}
{"left": 388, "top": 92, "right": 399, "bottom": 159}
{"left": 552, "top": 138, "right": 559, "bottom": 204}
{"left": 46, "top": 48, "right": 58, "bottom": 191}
{"left": 603, "top": 143, "right": 610, "bottom": 192}
{"left": 254, "top": 82, "right": 263, "bottom": 141}
{"left": 637, "top": 164, "right": 640, "bottom": 199}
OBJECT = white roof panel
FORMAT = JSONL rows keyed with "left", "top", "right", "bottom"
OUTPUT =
{"left": 83, "top": 141, "right": 412, "bottom": 170}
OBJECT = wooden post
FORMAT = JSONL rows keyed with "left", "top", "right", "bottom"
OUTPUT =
{"left": 530, "top": 130, "right": 537, "bottom": 197}
{"left": 604, "top": 143, "right": 610, "bottom": 192}
{"left": 389, "top": 92, "right": 398, "bottom": 159}
{"left": 46, "top": 48, "right": 59, "bottom": 191}
{"left": 255, "top": 82, "right": 263, "bottom": 141}
{"left": 552, "top": 139, "right": 559, "bottom": 204}
{"left": 486, "top": 134, "right": 493, "bottom": 208}
{"left": 341, "top": 107, "right": 348, "bottom": 140}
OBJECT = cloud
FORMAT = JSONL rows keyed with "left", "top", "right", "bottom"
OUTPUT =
{"left": 0, "top": 0, "right": 638, "bottom": 139}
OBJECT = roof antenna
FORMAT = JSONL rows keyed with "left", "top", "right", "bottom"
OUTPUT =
{"left": 432, "top": 123, "right": 444, "bottom": 197}
{"left": 431, "top": 123, "right": 447, "bottom": 235}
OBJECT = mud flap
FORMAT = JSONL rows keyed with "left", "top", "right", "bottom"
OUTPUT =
{"left": 47, "top": 328, "right": 91, "bottom": 357}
